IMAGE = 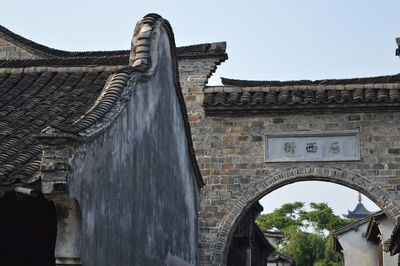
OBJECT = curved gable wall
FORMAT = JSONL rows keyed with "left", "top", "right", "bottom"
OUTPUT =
{"left": 64, "top": 29, "right": 199, "bottom": 265}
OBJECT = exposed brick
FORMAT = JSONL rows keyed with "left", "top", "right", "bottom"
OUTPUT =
{"left": 372, "top": 164, "right": 385, "bottom": 170}
{"left": 201, "top": 169, "right": 211, "bottom": 176}
{"left": 222, "top": 136, "right": 233, "bottom": 142}
{"left": 389, "top": 149, "right": 400, "bottom": 155}
{"left": 188, "top": 115, "right": 199, "bottom": 122}
{"left": 347, "top": 115, "right": 360, "bottom": 121}
{"left": 273, "top": 118, "right": 284, "bottom": 124}
{"left": 222, "top": 163, "right": 234, "bottom": 170}
{"left": 237, "top": 136, "right": 248, "bottom": 141}
{"left": 388, "top": 163, "right": 400, "bottom": 169}
{"left": 185, "top": 95, "right": 197, "bottom": 101}
{"left": 251, "top": 136, "right": 263, "bottom": 142}
{"left": 251, "top": 122, "right": 264, "bottom": 127}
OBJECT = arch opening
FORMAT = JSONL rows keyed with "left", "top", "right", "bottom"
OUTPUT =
{"left": 259, "top": 180, "right": 380, "bottom": 217}
{"left": 210, "top": 167, "right": 400, "bottom": 265}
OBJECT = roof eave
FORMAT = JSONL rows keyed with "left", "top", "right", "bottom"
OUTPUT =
{"left": 204, "top": 102, "right": 400, "bottom": 116}
{"left": 333, "top": 211, "right": 384, "bottom": 236}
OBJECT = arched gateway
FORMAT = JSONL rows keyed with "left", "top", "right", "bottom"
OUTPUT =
{"left": 212, "top": 168, "right": 398, "bottom": 264}
{"left": 178, "top": 46, "right": 400, "bottom": 265}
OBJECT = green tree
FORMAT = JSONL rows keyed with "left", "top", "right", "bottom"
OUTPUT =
{"left": 257, "top": 202, "right": 304, "bottom": 231}
{"left": 256, "top": 202, "right": 355, "bottom": 266}
{"left": 300, "top": 202, "right": 354, "bottom": 232}
{"left": 314, "top": 235, "right": 341, "bottom": 266}
{"left": 283, "top": 227, "right": 325, "bottom": 265}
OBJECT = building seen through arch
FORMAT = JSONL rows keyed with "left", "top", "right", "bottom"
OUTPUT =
{"left": 228, "top": 180, "right": 388, "bottom": 266}
{"left": 344, "top": 193, "right": 374, "bottom": 220}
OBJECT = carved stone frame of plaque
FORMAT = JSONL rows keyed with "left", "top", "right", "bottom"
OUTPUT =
{"left": 264, "top": 131, "right": 361, "bottom": 163}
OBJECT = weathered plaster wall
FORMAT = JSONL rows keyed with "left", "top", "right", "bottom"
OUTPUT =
{"left": 337, "top": 222, "right": 378, "bottom": 266}
{"left": 378, "top": 218, "right": 399, "bottom": 265}
{"left": 0, "top": 38, "right": 38, "bottom": 59}
{"left": 178, "top": 58, "right": 400, "bottom": 265}
{"left": 267, "top": 260, "right": 292, "bottom": 266}
{"left": 65, "top": 31, "right": 199, "bottom": 266}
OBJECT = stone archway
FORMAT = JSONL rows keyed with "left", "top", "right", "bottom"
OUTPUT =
{"left": 209, "top": 167, "right": 400, "bottom": 265}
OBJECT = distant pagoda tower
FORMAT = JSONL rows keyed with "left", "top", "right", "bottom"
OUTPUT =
{"left": 344, "top": 192, "right": 374, "bottom": 219}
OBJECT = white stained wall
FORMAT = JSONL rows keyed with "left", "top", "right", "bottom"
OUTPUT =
{"left": 267, "top": 260, "right": 293, "bottom": 266}
{"left": 378, "top": 218, "right": 398, "bottom": 265}
{"left": 337, "top": 222, "right": 378, "bottom": 266}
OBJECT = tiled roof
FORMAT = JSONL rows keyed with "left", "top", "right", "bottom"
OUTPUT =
{"left": 204, "top": 75, "right": 400, "bottom": 115}
{"left": 176, "top": 42, "right": 227, "bottom": 59}
{"left": 344, "top": 202, "right": 374, "bottom": 220}
{"left": 0, "top": 24, "right": 128, "bottom": 59}
{"left": 0, "top": 69, "right": 122, "bottom": 188}
{"left": 333, "top": 211, "right": 383, "bottom": 236}
{"left": 0, "top": 23, "right": 226, "bottom": 64}
{"left": 0, "top": 56, "right": 129, "bottom": 69}
{"left": 0, "top": 43, "right": 226, "bottom": 69}
{"left": 221, "top": 75, "right": 400, "bottom": 87}
{"left": 268, "top": 252, "right": 296, "bottom": 265}
{"left": 0, "top": 13, "right": 208, "bottom": 190}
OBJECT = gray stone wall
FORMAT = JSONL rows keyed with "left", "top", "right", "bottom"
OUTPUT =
{"left": 178, "top": 58, "right": 400, "bottom": 265}
{"left": 0, "top": 38, "right": 38, "bottom": 59}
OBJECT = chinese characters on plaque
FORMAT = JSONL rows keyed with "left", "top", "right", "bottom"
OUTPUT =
{"left": 264, "top": 132, "right": 360, "bottom": 162}
{"left": 283, "top": 141, "right": 340, "bottom": 155}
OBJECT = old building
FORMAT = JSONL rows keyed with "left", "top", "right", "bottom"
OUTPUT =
{"left": 179, "top": 38, "right": 400, "bottom": 265}
{"left": 264, "top": 231, "right": 296, "bottom": 266}
{"left": 0, "top": 14, "right": 216, "bottom": 266}
{"left": 333, "top": 211, "right": 399, "bottom": 266}
{"left": 226, "top": 202, "right": 275, "bottom": 266}
{"left": 2, "top": 12, "right": 400, "bottom": 266}
{"left": 266, "top": 252, "right": 296, "bottom": 266}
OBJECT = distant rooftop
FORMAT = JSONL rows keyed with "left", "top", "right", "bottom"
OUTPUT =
{"left": 344, "top": 193, "right": 374, "bottom": 220}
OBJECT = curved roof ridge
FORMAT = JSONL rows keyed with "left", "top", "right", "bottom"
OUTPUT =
{"left": 35, "top": 13, "right": 205, "bottom": 188}
{"left": 49, "top": 67, "right": 134, "bottom": 135}
{"left": 0, "top": 23, "right": 227, "bottom": 61}
{"left": 348, "top": 202, "right": 374, "bottom": 215}
{"left": 0, "top": 24, "right": 129, "bottom": 58}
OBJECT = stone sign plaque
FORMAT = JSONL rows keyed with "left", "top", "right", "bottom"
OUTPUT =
{"left": 264, "top": 131, "right": 360, "bottom": 162}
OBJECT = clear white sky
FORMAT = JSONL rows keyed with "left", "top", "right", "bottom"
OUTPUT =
{"left": 3, "top": 0, "right": 397, "bottom": 216}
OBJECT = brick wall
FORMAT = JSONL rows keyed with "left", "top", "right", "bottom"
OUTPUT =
{"left": 178, "top": 58, "right": 400, "bottom": 265}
